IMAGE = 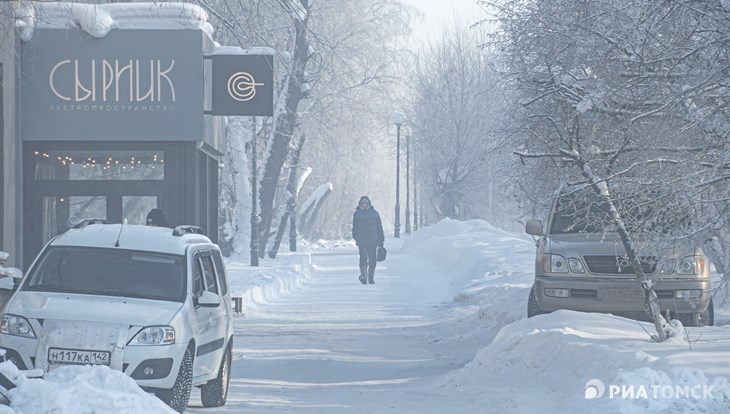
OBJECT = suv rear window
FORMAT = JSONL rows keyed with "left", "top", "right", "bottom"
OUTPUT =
{"left": 23, "top": 246, "right": 186, "bottom": 302}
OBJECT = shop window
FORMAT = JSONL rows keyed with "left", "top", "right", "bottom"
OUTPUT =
{"left": 32, "top": 150, "right": 164, "bottom": 180}
{"left": 42, "top": 196, "right": 106, "bottom": 245}
{"left": 123, "top": 196, "right": 158, "bottom": 225}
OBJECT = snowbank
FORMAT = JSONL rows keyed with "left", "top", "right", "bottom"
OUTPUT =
{"left": 438, "top": 310, "right": 730, "bottom": 414}
{"left": 398, "top": 219, "right": 729, "bottom": 413}
{"left": 402, "top": 218, "right": 535, "bottom": 327}
{"left": 16, "top": 1, "right": 213, "bottom": 41}
{"left": 0, "top": 362, "right": 174, "bottom": 414}
{"left": 225, "top": 252, "right": 314, "bottom": 315}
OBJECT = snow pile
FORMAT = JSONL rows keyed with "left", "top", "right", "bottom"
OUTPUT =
{"left": 438, "top": 310, "right": 730, "bottom": 414}
{"left": 226, "top": 252, "right": 314, "bottom": 314}
{"left": 0, "top": 252, "right": 22, "bottom": 280}
{"left": 402, "top": 218, "right": 535, "bottom": 327}
{"left": 0, "top": 362, "right": 174, "bottom": 414}
{"left": 612, "top": 368, "right": 730, "bottom": 414}
{"left": 16, "top": 1, "right": 213, "bottom": 41}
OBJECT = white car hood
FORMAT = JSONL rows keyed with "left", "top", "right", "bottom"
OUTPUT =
{"left": 6, "top": 291, "right": 183, "bottom": 326}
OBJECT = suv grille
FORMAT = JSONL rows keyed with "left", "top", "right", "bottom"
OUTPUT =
{"left": 584, "top": 255, "right": 657, "bottom": 275}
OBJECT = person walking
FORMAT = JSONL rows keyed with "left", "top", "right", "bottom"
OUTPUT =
{"left": 352, "top": 196, "right": 384, "bottom": 284}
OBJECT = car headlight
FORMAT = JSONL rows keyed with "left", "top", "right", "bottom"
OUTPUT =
{"left": 677, "top": 256, "right": 704, "bottom": 275}
{"left": 568, "top": 258, "right": 585, "bottom": 273}
{"left": 541, "top": 254, "right": 569, "bottom": 273}
{"left": 0, "top": 314, "right": 37, "bottom": 339}
{"left": 128, "top": 326, "right": 175, "bottom": 346}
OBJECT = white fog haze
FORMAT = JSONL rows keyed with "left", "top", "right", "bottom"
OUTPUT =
{"left": 0, "top": 1, "right": 728, "bottom": 413}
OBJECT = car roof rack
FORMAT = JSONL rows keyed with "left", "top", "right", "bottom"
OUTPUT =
{"left": 71, "top": 218, "right": 109, "bottom": 229}
{"left": 172, "top": 225, "right": 205, "bottom": 237}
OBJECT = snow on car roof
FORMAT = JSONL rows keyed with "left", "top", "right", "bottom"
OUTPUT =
{"left": 50, "top": 224, "right": 213, "bottom": 255}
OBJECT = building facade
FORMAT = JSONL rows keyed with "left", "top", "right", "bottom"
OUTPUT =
{"left": 2, "top": 2, "right": 225, "bottom": 269}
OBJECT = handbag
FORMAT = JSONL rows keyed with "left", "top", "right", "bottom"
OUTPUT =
{"left": 376, "top": 246, "right": 387, "bottom": 262}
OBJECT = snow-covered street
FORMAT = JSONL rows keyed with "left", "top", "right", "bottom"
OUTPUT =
{"left": 184, "top": 221, "right": 730, "bottom": 414}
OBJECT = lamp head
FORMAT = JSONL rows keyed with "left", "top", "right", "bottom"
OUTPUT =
{"left": 393, "top": 111, "right": 405, "bottom": 126}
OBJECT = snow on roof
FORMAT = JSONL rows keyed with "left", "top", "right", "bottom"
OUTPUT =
{"left": 213, "top": 45, "right": 276, "bottom": 56}
{"left": 16, "top": 1, "right": 213, "bottom": 42}
{"left": 50, "top": 224, "right": 212, "bottom": 255}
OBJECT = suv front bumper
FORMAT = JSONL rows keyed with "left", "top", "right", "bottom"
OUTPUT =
{"left": 534, "top": 276, "right": 712, "bottom": 319}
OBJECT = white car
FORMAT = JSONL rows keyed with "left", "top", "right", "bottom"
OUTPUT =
{"left": 0, "top": 221, "right": 233, "bottom": 412}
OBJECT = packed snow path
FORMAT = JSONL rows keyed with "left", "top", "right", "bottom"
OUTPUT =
{"left": 187, "top": 241, "right": 495, "bottom": 413}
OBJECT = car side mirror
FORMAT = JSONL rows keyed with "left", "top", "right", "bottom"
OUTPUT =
{"left": 525, "top": 219, "right": 544, "bottom": 236}
{"left": 197, "top": 291, "right": 221, "bottom": 308}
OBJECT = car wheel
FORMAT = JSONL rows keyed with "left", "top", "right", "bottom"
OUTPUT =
{"left": 527, "top": 286, "right": 544, "bottom": 318}
{"left": 156, "top": 347, "right": 193, "bottom": 413}
{"left": 200, "top": 344, "right": 232, "bottom": 407}
{"left": 679, "top": 298, "right": 714, "bottom": 327}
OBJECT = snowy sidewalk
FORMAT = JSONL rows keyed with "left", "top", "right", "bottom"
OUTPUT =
{"left": 189, "top": 219, "right": 730, "bottom": 414}
{"left": 188, "top": 238, "right": 497, "bottom": 412}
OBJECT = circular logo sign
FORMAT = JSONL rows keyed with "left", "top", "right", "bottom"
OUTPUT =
{"left": 227, "top": 72, "right": 264, "bottom": 102}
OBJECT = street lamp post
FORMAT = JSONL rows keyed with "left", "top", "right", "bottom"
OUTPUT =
{"left": 413, "top": 134, "right": 418, "bottom": 232}
{"left": 405, "top": 128, "right": 411, "bottom": 235}
{"left": 250, "top": 118, "right": 260, "bottom": 267}
{"left": 393, "top": 112, "right": 405, "bottom": 238}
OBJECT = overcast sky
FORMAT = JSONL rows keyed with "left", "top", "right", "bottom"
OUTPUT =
{"left": 402, "top": 0, "right": 486, "bottom": 45}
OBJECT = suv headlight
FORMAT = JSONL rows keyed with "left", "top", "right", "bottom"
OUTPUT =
{"left": 541, "top": 254, "right": 569, "bottom": 273}
{"left": 677, "top": 256, "right": 704, "bottom": 276}
{"left": 568, "top": 258, "right": 585, "bottom": 273}
{"left": 0, "top": 314, "right": 37, "bottom": 339}
{"left": 128, "top": 326, "right": 175, "bottom": 346}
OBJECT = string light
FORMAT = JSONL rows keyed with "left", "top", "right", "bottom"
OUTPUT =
{"left": 32, "top": 151, "right": 166, "bottom": 177}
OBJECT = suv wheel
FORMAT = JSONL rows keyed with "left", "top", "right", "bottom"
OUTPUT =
{"left": 680, "top": 297, "right": 714, "bottom": 327}
{"left": 200, "top": 344, "right": 232, "bottom": 407}
{"left": 527, "top": 286, "right": 544, "bottom": 318}
{"left": 156, "top": 347, "right": 193, "bottom": 413}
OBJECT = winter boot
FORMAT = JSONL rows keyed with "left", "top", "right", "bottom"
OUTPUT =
{"left": 358, "top": 266, "right": 368, "bottom": 285}
{"left": 367, "top": 266, "right": 376, "bottom": 284}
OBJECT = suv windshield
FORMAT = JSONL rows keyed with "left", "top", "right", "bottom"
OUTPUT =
{"left": 23, "top": 246, "right": 186, "bottom": 302}
{"left": 549, "top": 199, "right": 607, "bottom": 234}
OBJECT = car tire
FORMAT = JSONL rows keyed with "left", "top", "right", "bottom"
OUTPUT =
{"left": 156, "top": 347, "right": 193, "bottom": 413}
{"left": 200, "top": 344, "right": 231, "bottom": 407}
{"left": 679, "top": 297, "right": 714, "bottom": 327}
{"left": 527, "top": 286, "right": 544, "bottom": 318}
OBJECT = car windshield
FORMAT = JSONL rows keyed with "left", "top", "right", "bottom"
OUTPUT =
{"left": 549, "top": 192, "right": 660, "bottom": 235}
{"left": 23, "top": 246, "right": 186, "bottom": 302}
{"left": 549, "top": 196, "right": 611, "bottom": 234}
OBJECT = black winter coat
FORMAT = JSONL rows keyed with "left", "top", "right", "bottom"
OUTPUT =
{"left": 352, "top": 207, "right": 385, "bottom": 247}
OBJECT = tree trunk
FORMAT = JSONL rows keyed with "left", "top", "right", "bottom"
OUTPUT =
{"left": 578, "top": 159, "right": 672, "bottom": 342}
{"left": 267, "top": 134, "right": 306, "bottom": 258}
{"left": 257, "top": 1, "right": 311, "bottom": 258}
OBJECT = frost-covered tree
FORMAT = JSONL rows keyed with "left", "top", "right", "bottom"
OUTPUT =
{"left": 409, "top": 24, "right": 508, "bottom": 222}
{"left": 198, "top": 0, "right": 414, "bottom": 251}
{"left": 484, "top": 0, "right": 729, "bottom": 340}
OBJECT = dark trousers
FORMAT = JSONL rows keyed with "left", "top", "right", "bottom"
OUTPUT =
{"left": 358, "top": 245, "right": 377, "bottom": 269}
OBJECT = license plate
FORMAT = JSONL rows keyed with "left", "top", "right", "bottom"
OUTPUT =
{"left": 598, "top": 289, "right": 643, "bottom": 302}
{"left": 48, "top": 348, "right": 110, "bottom": 365}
